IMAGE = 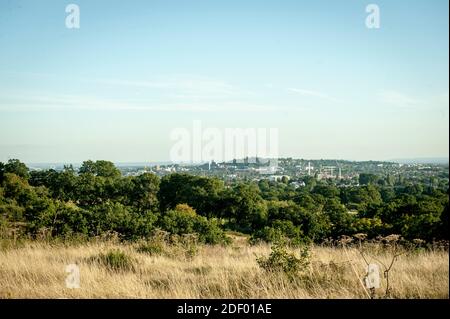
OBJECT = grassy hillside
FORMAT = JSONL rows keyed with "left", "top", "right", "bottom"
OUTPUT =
{"left": 0, "top": 235, "right": 447, "bottom": 299}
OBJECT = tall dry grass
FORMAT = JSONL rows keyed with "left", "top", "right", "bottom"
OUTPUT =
{"left": 0, "top": 237, "right": 448, "bottom": 299}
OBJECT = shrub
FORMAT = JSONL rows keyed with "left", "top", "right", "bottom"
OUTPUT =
{"left": 251, "top": 220, "right": 308, "bottom": 246}
{"left": 93, "top": 249, "right": 134, "bottom": 271}
{"left": 160, "top": 204, "right": 197, "bottom": 234}
{"left": 194, "top": 217, "right": 230, "bottom": 245}
{"left": 183, "top": 241, "right": 199, "bottom": 260}
{"left": 136, "top": 241, "right": 164, "bottom": 256}
{"left": 256, "top": 243, "right": 310, "bottom": 277}
{"left": 160, "top": 204, "right": 229, "bottom": 245}
{"left": 136, "top": 232, "right": 202, "bottom": 259}
{"left": 93, "top": 202, "right": 157, "bottom": 240}
{"left": 50, "top": 204, "right": 91, "bottom": 237}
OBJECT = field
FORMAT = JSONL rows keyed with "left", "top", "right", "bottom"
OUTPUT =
{"left": 0, "top": 235, "right": 448, "bottom": 299}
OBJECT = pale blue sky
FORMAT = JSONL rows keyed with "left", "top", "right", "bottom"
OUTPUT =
{"left": 0, "top": 0, "right": 448, "bottom": 163}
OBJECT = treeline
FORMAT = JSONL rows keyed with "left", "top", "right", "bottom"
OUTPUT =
{"left": 0, "top": 159, "right": 448, "bottom": 245}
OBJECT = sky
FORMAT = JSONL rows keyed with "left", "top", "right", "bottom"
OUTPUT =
{"left": 0, "top": 0, "right": 448, "bottom": 163}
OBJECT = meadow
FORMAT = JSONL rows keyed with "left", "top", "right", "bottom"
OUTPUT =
{"left": 0, "top": 235, "right": 448, "bottom": 299}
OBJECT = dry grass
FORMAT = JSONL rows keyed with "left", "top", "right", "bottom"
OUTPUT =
{"left": 0, "top": 238, "right": 448, "bottom": 299}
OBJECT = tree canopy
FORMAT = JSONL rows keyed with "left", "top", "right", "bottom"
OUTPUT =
{"left": 1, "top": 159, "right": 448, "bottom": 245}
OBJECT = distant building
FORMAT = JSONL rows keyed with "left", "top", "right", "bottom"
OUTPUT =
{"left": 290, "top": 181, "right": 306, "bottom": 189}
{"left": 267, "top": 175, "right": 290, "bottom": 182}
{"left": 257, "top": 165, "right": 278, "bottom": 175}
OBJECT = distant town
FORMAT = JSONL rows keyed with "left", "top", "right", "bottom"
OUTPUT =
{"left": 27, "top": 158, "right": 450, "bottom": 189}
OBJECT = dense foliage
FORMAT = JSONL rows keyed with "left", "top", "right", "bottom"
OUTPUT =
{"left": 0, "top": 159, "right": 448, "bottom": 244}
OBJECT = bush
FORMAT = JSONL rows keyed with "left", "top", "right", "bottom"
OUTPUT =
{"left": 93, "top": 202, "right": 157, "bottom": 240}
{"left": 194, "top": 217, "right": 230, "bottom": 245}
{"left": 256, "top": 243, "right": 310, "bottom": 277}
{"left": 92, "top": 250, "right": 134, "bottom": 271}
{"left": 136, "top": 241, "right": 165, "bottom": 256}
{"left": 49, "top": 204, "right": 91, "bottom": 237}
{"left": 136, "top": 231, "right": 202, "bottom": 259}
{"left": 251, "top": 220, "right": 307, "bottom": 246}
{"left": 160, "top": 204, "right": 228, "bottom": 244}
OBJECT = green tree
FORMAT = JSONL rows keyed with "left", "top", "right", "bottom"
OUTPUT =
{"left": 323, "top": 198, "right": 355, "bottom": 236}
{"left": 93, "top": 201, "right": 157, "bottom": 240}
{"left": 79, "top": 160, "right": 121, "bottom": 179}
{"left": 0, "top": 162, "right": 4, "bottom": 183}
{"left": 220, "top": 183, "right": 268, "bottom": 232}
{"left": 3, "top": 159, "right": 29, "bottom": 180}
{"left": 159, "top": 204, "right": 227, "bottom": 244}
{"left": 252, "top": 219, "right": 306, "bottom": 246}
{"left": 438, "top": 202, "right": 449, "bottom": 239}
{"left": 359, "top": 173, "right": 378, "bottom": 185}
{"left": 30, "top": 167, "right": 78, "bottom": 201}
{"left": 158, "top": 173, "right": 224, "bottom": 217}
{"left": 312, "top": 184, "right": 340, "bottom": 198}
{"left": 121, "top": 173, "right": 160, "bottom": 212}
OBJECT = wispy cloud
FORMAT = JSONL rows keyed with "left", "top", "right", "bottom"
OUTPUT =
{"left": 94, "top": 75, "right": 244, "bottom": 99}
{"left": 379, "top": 90, "right": 424, "bottom": 108}
{"left": 0, "top": 74, "right": 267, "bottom": 112}
{"left": 0, "top": 74, "right": 331, "bottom": 112}
{"left": 4, "top": 72, "right": 253, "bottom": 101}
{"left": 0, "top": 92, "right": 283, "bottom": 113}
{"left": 287, "top": 88, "right": 338, "bottom": 102}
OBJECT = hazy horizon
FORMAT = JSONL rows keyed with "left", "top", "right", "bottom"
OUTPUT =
{"left": 19, "top": 156, "right": 450, "bottom": 168}
{"left": 1, "top": 0, "right": 448, "bottom": 163}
